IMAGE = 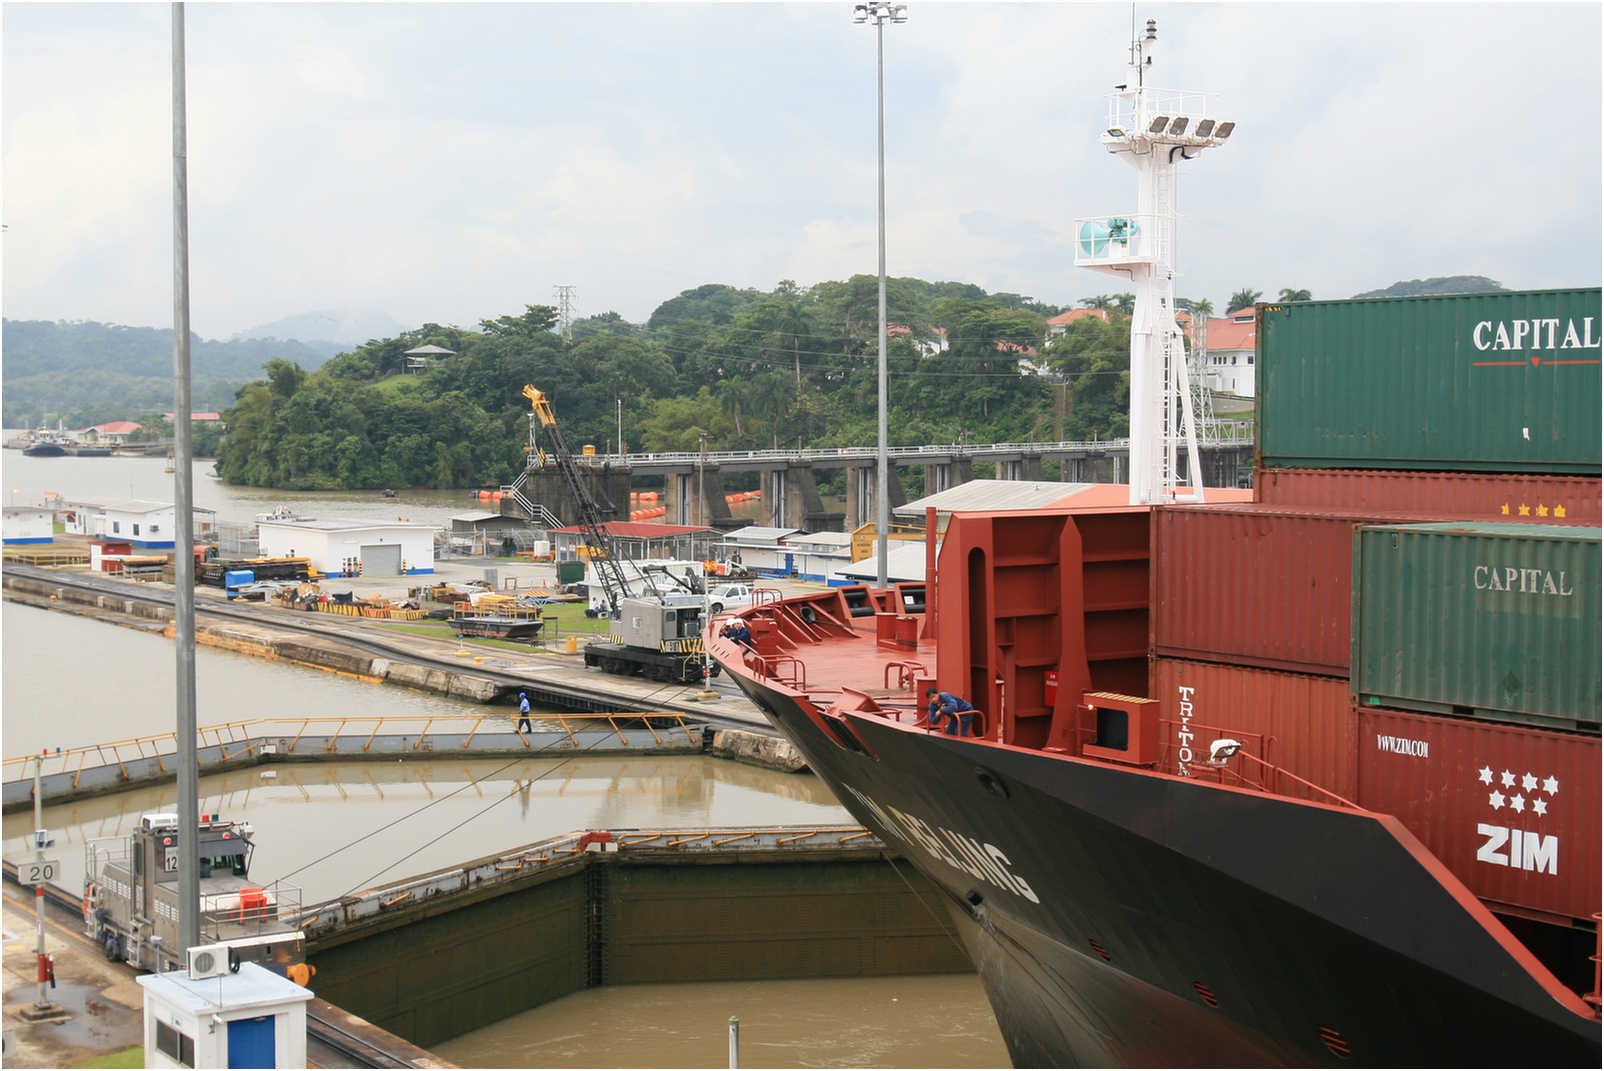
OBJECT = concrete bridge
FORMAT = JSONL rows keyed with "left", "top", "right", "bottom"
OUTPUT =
{"left": 506, "top": 429, "right": 1255, "bottom": 533}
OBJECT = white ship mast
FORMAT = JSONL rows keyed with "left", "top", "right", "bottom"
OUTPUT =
{"left": 1075, "top": 18, "right": 1235, "bottom": 505}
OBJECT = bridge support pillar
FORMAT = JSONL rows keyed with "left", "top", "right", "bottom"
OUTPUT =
{"left": 1021, "top": 455, "right": 1045, "bottom": 480}
{"left": 760, "top": 464, "right": 838, "bottom": 531}
{"left": 847, "top": 462, "right": 904, "bottom": 533}
{"left": 677, "top": 464, "right": 730, "bottom": 527}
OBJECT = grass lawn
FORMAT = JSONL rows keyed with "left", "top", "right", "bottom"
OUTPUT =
{"left": 76, "top": 1046, "right": 143, "bottom": 1069}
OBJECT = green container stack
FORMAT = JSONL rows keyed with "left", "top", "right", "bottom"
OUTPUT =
{"left": 1351, "top": 522, "right": 1601, "bottom": 730}
{"left": 1258, "top": 288, "right": 1602, "bottom": 474}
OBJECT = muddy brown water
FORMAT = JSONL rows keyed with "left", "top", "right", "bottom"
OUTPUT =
{"left": 3, "top": 602, "right": 1011, "bottom": 1066}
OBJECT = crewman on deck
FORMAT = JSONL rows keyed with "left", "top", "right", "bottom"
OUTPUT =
{"left": 926, "top": 688, "right": 976, "bottom": 737}
{"left": 516, "top": 691, "right": 532, "bottom": 733}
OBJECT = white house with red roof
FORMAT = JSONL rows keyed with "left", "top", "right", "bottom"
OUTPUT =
{"left": 82, "top": 420, "right": 143, "bottom": 444}
{"left": 1200, "top": 311, "right": 1258, "bottom": 396}
{"left": 887, "top": 324, "right": 949, "bottom": 356}
{"left": 1044, "top": 307, "right": 1112, "bottom": 344}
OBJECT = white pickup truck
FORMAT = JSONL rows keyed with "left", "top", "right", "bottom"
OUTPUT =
{"left": 706, "top": 583, "right": 755, "bottom": 614}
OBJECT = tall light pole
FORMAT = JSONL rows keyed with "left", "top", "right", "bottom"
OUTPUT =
{"left": 854, "top": 1, "right": 906, "bottom": 588}
{"left": 171, "top": 0, "right": 201, "bottom": 958}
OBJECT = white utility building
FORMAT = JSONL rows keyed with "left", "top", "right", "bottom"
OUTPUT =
{"left": 90, "top": 499, "right": 217, "bottom": 548}
{"left": 138, "top": 962, "right": 312, "bottom": 1069}
{"left": 785, "top": 531, "right": 854, "bottom": 582}
{"left": 2, "top": 506, "right": 54, "bottom": 544}
{"left": 717, "top": 525, "right": 802, "bottom": 574}
{"left": 100, "top": 499, "right": 179, "bottom": 549}
{"left": 256, "top": 516, "right": 436, "bottom": 577}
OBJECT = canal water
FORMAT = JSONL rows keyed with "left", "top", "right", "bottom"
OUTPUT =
{"left": 0, "top": 602, "right": 1010, "bottom": 1065}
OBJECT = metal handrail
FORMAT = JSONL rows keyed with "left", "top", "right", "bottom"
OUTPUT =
{"left": 569, "top": 434, "right": 1254, "bottom": 469}
{"left": 750, "top": 654, "right": 806, "bottom": 690}
{"left": 1, "top": 713, "right": 704, "bottom": 784}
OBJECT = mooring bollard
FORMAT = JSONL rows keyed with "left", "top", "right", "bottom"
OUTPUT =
{"left": 728, "top": 1015, "right": 740, "bottom": 1069}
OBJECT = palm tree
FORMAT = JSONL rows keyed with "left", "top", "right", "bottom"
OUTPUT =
{"left": 1080, "top": 295, "right": 1117, "bottom": 311}
{"left": 1227, "top": 288, "right": 1262, "bottom": 313}
{"left": 1278, "top": 288, "right": 1313, "bottom": 303}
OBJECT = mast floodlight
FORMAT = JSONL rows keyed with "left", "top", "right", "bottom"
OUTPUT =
{"left": 1214, "top": 121, "right": 1235, "bottom": 140}
{"left": 1168, "top": 116, "right": 1189, "bottom": 136}
{"left": 1107, "top": 127, "right": 1126, "bottom": 138}
{"left": 1148, "top": 115, "right": 1170, "bottom": 133}
{"left": 1195, "top": 118, "right": 1216, "bottom": 138}
{"left": 852, "top": 4, "right": 869, "bottom": 23}
{"left": 1145, "top": 18, "right": 1157, "bottom": 40}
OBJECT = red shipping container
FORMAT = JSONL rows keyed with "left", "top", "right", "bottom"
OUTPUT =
{"left": 1151, "top": 658, "right": 1356, "bottom": 803}
{"left": 1357, "top": 707, "right": 1600, "bottom": 922}
{"left": 1255, "top": 467, "right": 1601, "bottom": 526}
{"left": 1151, "top": 504, "right": 1431, "bottom": 676}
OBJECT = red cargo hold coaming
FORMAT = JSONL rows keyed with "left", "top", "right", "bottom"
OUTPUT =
{"left": 1151, "top": 657, "right": 1357, "bottom": 803}
{"left": 1358, "top": 707, "right": 1600, "bottom": 923}
{"left": 1254, "top": 468, "right": 1602, "bottom": 526}
{"left": 1151, "top": 504, "right": 1434, "bottom": 676}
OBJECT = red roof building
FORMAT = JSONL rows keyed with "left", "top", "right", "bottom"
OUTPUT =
{"left": 547, "top": 521, "right": 718, "bottom": 561}
{"left": 84, "top": 421, "right": 143, "bottom": 443}
{"left": 1198, "top": 312, "right": 1258, "bottom": 397}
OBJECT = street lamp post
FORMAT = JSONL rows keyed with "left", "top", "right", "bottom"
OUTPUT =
{"left": 854, "top": 1, "right": 906, "bottom": 589}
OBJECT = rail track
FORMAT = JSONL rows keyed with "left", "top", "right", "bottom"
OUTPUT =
{"left": 1, "top": 860, "right": 447, "bottom": 1068}
{"left": 2, "top": 563, "right": 771, "bottom": 732}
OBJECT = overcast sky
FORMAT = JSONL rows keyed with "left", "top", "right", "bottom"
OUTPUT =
{"left": 3, "top": 1, "right": 1600, "bottom": 341}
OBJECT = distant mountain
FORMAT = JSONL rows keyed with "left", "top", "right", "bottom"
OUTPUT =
{"left": 0, "top": 318, "right": 333, "bottom": 428}
{"left": 1351, "top": 276, "right": 1505, "bottom": 299}
{"left": 229, "top": 309, "right": 406, "bottom": 356}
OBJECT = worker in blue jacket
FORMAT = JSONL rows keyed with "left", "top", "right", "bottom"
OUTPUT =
{"left": 925, "top": 688, "right": 975, "bottom": 737}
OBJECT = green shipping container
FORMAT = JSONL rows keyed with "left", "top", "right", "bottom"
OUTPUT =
{"left": 1351, "top": 522, "right": 1601, "bottom": 729}
{"left": 1258, "top": 288, "right": 1602, "bottom": 473}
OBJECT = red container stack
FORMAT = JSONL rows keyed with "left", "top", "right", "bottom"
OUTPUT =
{"left": 1255, "top": 468, "right": 1601, "bottom": 526}
{"left": 1150, "top": 658, "right": 1357, "bottom": 804}
{"left": 1357, "top": 707, "right": 1600, "bottom": 921}
{"left": 1151, "top": 504, "right": 1430, "bottom": 676}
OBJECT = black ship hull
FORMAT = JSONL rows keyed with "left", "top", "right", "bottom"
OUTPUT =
{"left": 729, "top": 670, "right": 1600, "bottom": 1067}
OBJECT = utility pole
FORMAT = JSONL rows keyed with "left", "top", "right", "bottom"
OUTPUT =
{"left": 554, "top": 284, "right": 577, "bottom": 342}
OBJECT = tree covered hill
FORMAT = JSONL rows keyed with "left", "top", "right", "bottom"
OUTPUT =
{"left": 211, "top": 276, "right": 1138, "bottom": 491}
{"left": 1351, "top": 275, "right": 1505, "bottom": 299}
{"left": 1, "top": 319, "right": 331, "bottom": 428}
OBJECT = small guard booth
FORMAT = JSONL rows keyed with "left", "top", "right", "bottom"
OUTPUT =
{"left": 137, "top": 961, "right": 312, "bottom": 1069}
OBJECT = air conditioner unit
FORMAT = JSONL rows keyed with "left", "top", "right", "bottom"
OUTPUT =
{"left": 187, "top": 943, "right": 230, "bottom": 980}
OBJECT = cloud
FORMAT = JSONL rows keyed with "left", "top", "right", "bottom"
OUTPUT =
{"left": 3, "top": 2, "right": 1598, "bottom": 339}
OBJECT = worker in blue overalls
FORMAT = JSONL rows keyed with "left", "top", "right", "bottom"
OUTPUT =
{"left": 925, "top": 688, "right": 976, "bottom": 737}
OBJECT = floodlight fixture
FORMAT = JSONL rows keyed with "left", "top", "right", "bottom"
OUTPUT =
{"left": 1107, "top": 127, "right": 1126, "bottom": 138}
{"left": 1168, "top": 116, "right": 1188, "bottom": 136}
{"left": 1195, "top": 118, "right": 1216, "bottom": 138}
{"left": 1148, "top": 115, "right": 1170, "bottom": 134}
{"left": 1145, "top": 18, "right": 1157, "bottom": 41}
{"left": 853, "top": 4, "right": 869, "bottom": 23}
{"left": 1214, "top": 121, "right": 1235, "bottom": 140}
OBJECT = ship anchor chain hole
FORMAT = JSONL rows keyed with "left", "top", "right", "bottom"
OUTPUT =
{"left": 974, "top": 767, "right": 1010, "bottom": 799}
